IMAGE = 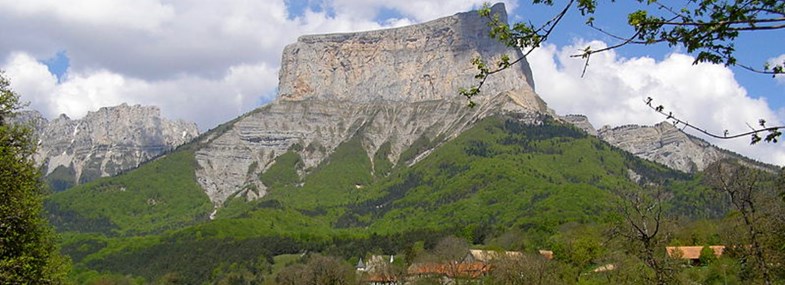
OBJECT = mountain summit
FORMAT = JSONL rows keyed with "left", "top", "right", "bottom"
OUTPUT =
{"left": 194, "top": 3, "right": 548, "bottom": 207}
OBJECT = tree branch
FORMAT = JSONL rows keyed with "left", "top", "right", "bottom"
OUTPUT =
{"left": 645, "top": 97, "right": 784, "bottom": 144}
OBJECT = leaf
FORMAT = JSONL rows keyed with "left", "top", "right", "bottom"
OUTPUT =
{"left": 751, "top": 133, "right": 762, "bottom": 144}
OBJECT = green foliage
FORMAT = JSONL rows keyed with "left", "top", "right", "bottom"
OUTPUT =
{"left": 50, "top": 114, "right": 750, "bottom": 282}
{"left": 699, "top": 245, "right": 718, "bottom": 265}
{"left": 259, "top": 150, "right": 303, "bottom": 188}
{"left": 0, "top": 71, "right": 69, "bottom": 284}
{"left": 46, "top": 150, "right": 212, "bottom": 236}
{"left": 263, "top": 134, "right": 375, "bottom": 212}
{"left": 373, "top": 141, "right": 393, "bottom": 177}
{"left": 550, "top": 224, "right": 606, "bottom": 273}
{"left": 84, "top": 235, "right": 310, "bottom": 284}
{"left": 677, "top": 257, "right": 742, "bottom": 284}
{"left": 275, "top": 254, "right": 356, "bottom": 285}
{"left": 358, "top": 117, "right": 663, "bottom": 237}
{"left": 45, "top": 165, "right": 77, "bottom": 192}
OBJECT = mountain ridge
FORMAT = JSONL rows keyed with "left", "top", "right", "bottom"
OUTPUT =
{"left": 12, "top": 103, "right": 199, "bottom": 190}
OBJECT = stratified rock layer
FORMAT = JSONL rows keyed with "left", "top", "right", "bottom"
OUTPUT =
{"left": 194, "top": 3, "right": 548, "bottom": 206}
{"left": 15, "top": 104, "right": 199, "bottom": 189}
{"left": 598, "top": 123, "right": 728, "bottom": 173}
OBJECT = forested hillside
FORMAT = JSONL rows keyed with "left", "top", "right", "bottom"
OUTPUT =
{"left": 44, "top": 114, "right": 785, "bottom": 284}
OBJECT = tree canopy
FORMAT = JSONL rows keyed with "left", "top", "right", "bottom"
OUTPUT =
{"left": 462, "top": 0, "right": 785, "bottom": 143}
{"left": 0, "top": 71, "right": 68, "bottom": 283}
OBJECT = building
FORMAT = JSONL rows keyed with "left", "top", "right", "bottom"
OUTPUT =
{"left": 408, "top": 261, "right": 491, "bottom": 283}
{"left": 666, "top": 245, "right": 725, "bottom": 265}
{"left": 357, "top": 255, "right": 400, "bottom": 285}
{"left": 462, "top": 249, "right": 523, "bottom": 263}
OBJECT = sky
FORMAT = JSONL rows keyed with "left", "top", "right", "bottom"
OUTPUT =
{"left": 1, "top": 0, "right": 784, "bottom": 165}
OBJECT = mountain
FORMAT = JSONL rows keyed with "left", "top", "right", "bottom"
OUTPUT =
{"left": 596, "top": 122, "right": 726, "bottom": 173}
{"left": 13, "top": 104, "right": 199, "bottom": 191}
{"left": 193, "top": 2, "right": 544, "bottom": 208}
{"left": 42, "top": 4, "right": 772, "bottom": 283}
{"left": 560, "top": 114, "right": 777, "bottom": 173}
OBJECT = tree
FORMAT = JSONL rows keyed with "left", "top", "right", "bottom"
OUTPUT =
{"left": 275, "top": 254, "right": 355, "bottom": 285}
{"left": 549, "top": 223, "right": 605, "bottom": 282}
{"left": 0, "top": 71, "right": 68, "bottom": 283}
{"left": 699, "top": 245, "right": 718, "bottom": 265}
{"left": 463, "top": 1, "right": 785, "bottom": 143}
{"left": 420, "top": 235, "right": 469, "bottom": 263}
{"left": 705, "top": 161, "right": 781, "bottom": 284}
{"left": 612, "top": 187, "right": 678, "bottom": 285}
{"left": 486, "top": 253, "right": 561, "bottom": 285}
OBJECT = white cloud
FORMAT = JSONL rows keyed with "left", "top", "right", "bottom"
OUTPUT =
{"left": 529, "top": 40, "right": 785, "bottom": 165}
{"left": 2, "top": 52, "right": 279, "bottom": 130}
{"left": 0, "top": 0, "right": 174, "bottom": 32}
{"left": 2, "top": 53, "right": 58, "bottom": 115}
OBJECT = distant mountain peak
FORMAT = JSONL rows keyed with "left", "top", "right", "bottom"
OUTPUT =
{"left": 13, "top": 103, "right": 199, "bottom": 191}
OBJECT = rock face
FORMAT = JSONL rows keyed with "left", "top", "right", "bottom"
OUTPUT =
{"left": 560, "top": 114, "right": 597, "bottom": 136}
{"left": 14, "top": 104, "right": 199, "bottom": 190}
{"left": 597, "top": 123, "right": 730, "bottom": 173}
{"left": 194, "top": 3, "right": 549, "bottom": 206}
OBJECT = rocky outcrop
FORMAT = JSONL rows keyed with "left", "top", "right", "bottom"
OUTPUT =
{"left": 194, "top": 3, "right": 549, "bottom": 206}
{"left": 558, "top": 115, "right": 778, "bottom": 174}
{"left": 14, "top": 104, "right": 199, "bottom": 190}
{"left": 598, "top": 123, "right": 728, "bottom": 173}
{"left": 560, "top": 114, "right": 597, "bottom": 136}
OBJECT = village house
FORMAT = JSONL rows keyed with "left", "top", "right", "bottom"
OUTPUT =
{"left": 666, "top": 245, "right": 725, "bottom": 265}
{"left": 362, "top": 249, "right": 556, "bottom": 284}
{"left": 462, "top": 249, "right": 523, "bottom": 263}
{"left": 357, "top": 255, "right": 400, "bottom": 285}
{"left": 407, "top": 261, "right": 491, "bottom": 284}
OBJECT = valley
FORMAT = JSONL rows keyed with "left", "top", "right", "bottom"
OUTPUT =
{"left": 32, "top": 3, "right": 785, "bottom": 285}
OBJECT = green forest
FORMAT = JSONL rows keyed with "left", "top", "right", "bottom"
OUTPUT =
{"left": 41, "top": 115, "right": 785, "bottom": 284}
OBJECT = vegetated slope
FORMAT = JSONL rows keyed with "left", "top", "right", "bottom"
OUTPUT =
{"left": 45, "top": 150, "right": 212, "bottom": 237}
{"left": 333, "top": 115, "right": 700, "bottom": 235}
{"left": 53, "top": 114, "right": 722, "bottom": 283}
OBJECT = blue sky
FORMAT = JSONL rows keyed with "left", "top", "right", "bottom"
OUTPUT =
{"left": 1, "top": 0, "right": 783, "bottom": 164}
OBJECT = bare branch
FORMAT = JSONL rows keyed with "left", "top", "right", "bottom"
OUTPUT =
{"left": 646, "top": 17, "right": 785, "bottom": 27}
{"left": 644, "top": 97, "right": 784, "bottom": 144}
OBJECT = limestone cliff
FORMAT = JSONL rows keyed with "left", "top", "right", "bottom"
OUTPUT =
{"left": 560, "top": 114, "right": 597, "bottom": 136}
{"left": 597, "top": 123, "right": 725, "bottom": 173}
{"left": 194, "top": 3, "right": 549, "bottom": 206}
{"left": 595, "top": 122, "right": 776, "bottom": 173}
{"left": 14, "top": 104, "right": 199, "bottom": 190}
